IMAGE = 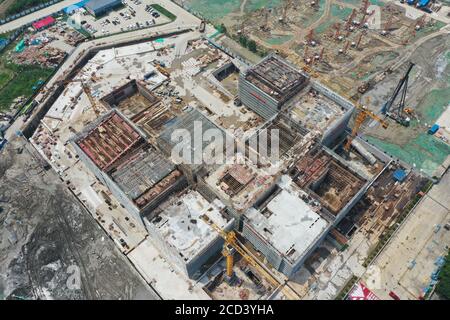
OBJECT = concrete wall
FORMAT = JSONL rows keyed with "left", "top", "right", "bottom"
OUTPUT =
{"left": 144, "top": 217, "right": 190, "bottom": 276}
{"left": 242, "top": 212, "right": 330, "bottom": 278}
{"left": 101, "top": 81, "right": 137, "bottom": 106}
{"left": 140, "top": 176, "right": 188, "bottom": 219}
{"left": 71, "top": 140, "right": 144, "bottom": 226}
{"left": 311, "top": 81, "right": 355, "bottom": 147}
{"left": 280, "top": 227, "right": 329, "bottom": 277}
{"left": 22, "top": 29, "right": 192, "bottom": 140}
{"left": 145, "top": 215, "right": 235, "bottom": 279}
{"left": 242, "top": 222, "right": 283, "bottom": 270}
{"left": 238, "top": 73, "right": 279, "bottom": 120}
{"left": 187, "top": 219, "right": 235, "bottom": 278}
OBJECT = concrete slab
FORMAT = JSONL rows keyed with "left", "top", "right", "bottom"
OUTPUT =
{"left": 128, "top": 239, "right": 211, "bottom": 300}
{"left": 362, "top": 171, "right": 450, "bottom": 300}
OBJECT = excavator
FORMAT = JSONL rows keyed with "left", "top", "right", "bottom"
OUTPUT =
{"left": 200, "top": 215, "right": 302, "bottom": 300}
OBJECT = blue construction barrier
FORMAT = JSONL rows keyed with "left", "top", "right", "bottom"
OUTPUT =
{"left": 64, "top": 0, "right": 90, "bottom": 14}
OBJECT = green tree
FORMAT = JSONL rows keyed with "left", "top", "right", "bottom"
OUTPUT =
{"left": 248, "top": 40, "right": 257, "bottom": 53}
{"left": 436, "top": 251, "right": 450, "bottom": 299}
{"left": 239, "top": 35, "right": 248, "bottom": 47}
{"left": 217, "top": 23, "right": 227, "bottom": 34}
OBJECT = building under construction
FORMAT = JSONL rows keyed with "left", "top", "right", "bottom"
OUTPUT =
{"left": 71, "top": 110, "right": 186, "bottom": 226}
{"left": 61, "top": 38, "right": 390, "bottom": 285}
{"left": 144, "top": 189, "right": 234, "bottom": 278}
{"left": 241, "top": 143, "right": 373, "bottom": 277}
{"left": 243, "top": 179, "right": 330, "bottom": 277}
{"left": 101, "top": 79, "right": 175, "bottom": 138}
{"left": 291, "top": 146, "right": 369, "bottom": 223}
{"left": 239, "top": 54, "right": 309, "bottom": 120}
{"left": 157, "top": 108, "right": 229, "bottom": 180}
{"left": 239, "top": 55, "right": 354, "bottom": 147}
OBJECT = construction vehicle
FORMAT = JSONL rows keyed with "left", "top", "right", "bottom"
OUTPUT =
{"left": 344, "top": 104, "right": 388, "bottom": 152}
{"left": 382, "top": 62, "right": 415, "bottom": 127}
{"left": 199, "top": 20, "right": 206, "bottom": 33}
{"left": 200, "top": 215, "right": 301, "bottom": 300}
{"left": 155, "top": 64, "right": 170, "bottom": 77}
{"left": 290, "top": 55, "right": 388, "bottom": 153}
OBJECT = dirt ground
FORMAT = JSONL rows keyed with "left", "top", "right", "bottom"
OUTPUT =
{"left": 0, "top": 137, "right": 159, "bottom": 300}
{"left": 0, "top": 0, "right": 15, "bottom": 19}
{"left": 361, "top": 33, "right": 450, "bottom": 176}
{"left": 361, "top": 170, "right": 450, "bottom": 300}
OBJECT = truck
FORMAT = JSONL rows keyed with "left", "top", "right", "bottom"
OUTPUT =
{"left": 417, "top": 0, "right": 431, "bottom": 8}
{"left": 428, "top": 124, "right": 439, "bottom": 135}
{"left": 389, "top": 291, "right": 401, "bottom": 300}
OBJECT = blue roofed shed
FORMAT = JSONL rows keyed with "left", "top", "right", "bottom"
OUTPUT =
{"left": 84, "top": 0, "right": 122, "bottom": 17}
{"left": 393, "top": 169, "right": 407, "bottom": 182}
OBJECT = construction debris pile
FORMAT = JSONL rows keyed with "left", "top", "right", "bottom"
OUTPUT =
{"left": 12, "top": 45, "right": 65, "bottom": 68}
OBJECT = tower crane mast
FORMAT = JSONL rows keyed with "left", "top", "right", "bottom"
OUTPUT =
{"left": 61, "top": 78, "right": 102, "bottom": 116}
{"left": 200, "top": 215, "right": 301, "bottom": 300}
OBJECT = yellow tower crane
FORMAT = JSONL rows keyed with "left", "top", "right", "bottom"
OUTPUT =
{"left": 62, "top": 78, "right": 103, "bottom": 116}
{"left": 200, "top": 215, "right": 302, "bottom": 300}
{"left": 81, "top": 82, "right": 102, "bottom": 117}
{"left": 344, "top": 105, "right": 388, "bottom": 152}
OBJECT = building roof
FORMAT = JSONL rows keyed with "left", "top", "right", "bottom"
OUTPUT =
{"left": 110, "top": 146, "right": 176, "bottom": 201}
{"left": 245, "top": 185, "right": 328, "bottom": 264}
{"left": 159, "top": 108, "right": 226, "bottom": 166}
{"left": 347, "top": 282, "right": 380, "bottom": 300}
{"left": 32, "top": 16, "right": 56, "bottom": 30}
{"left": 147, "top": 190, "right": 231, "bottom": 263}
{"left": 84, "top": 0, "right": 121, "bottom": 12}
{"left": 244, "top": 54, "right": 308, "bottom": 103}
{"left": 64, "top": 0, "right": 90, "bottom": 14}
{"left": 76, "top": 111, "right": 142, "bottom": 171}
{"left": 393, "top": 169, "right": 407, "bottom": 182}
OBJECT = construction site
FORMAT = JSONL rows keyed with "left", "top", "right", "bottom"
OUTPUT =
{"left": 1, "top": 0, "right": 446, "bottom": 301}
{"left": 25, "top": 25, "right": 438, "bottom": 299}
{"left": 0, "top": 16, "right": 88, "bottom": 115}
{"left": 185, "top": 0, "right": 446, "bottom": 94}
{"left": 178, "top": 0, "right": 450, "bottom": 177}
{"left": 71, "top": 110, "right": 187, "bottom": 224}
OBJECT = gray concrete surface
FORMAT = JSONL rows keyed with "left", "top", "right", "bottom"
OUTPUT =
{"left": 0, "top": 137, "right": 160, "bottom": 300}
{"left": 362, "top": 170, "right": 450, "bottom": 300}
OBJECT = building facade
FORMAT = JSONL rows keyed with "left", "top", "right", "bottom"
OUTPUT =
{"left": 84, "top": 0, "right": 122, "bottom": 17}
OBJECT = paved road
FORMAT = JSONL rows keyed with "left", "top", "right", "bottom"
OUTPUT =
{"left": 0, "top": 0, "right": 80, "bottom": 33}
{"left": 47, "top": 0, "right": 204, "bottom": 85}
{"left": 5, "top": 0, "right": 210, "bottom": 140}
